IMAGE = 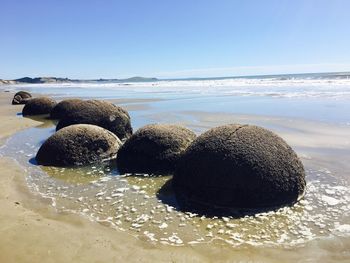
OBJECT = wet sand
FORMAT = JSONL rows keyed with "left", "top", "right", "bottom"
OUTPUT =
{"left": 0, "top": 91, "right": 349, "bottom": 262}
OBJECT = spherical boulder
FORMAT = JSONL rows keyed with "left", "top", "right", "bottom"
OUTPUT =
{"left": 117, "top": 124, "right": 196, "bottom": 175}
{"left": 22, "top": 97, "right": 57, "bottom": 116}
{"left": 12, "top": 91, "right": 32, "bottom": 105}
{"left": 56, "top": 100, "right": 132, "bottom": 140}
{"left": 173, "top": 124, "right": 306, "bottom": 210}
{"left": 50, "top": 99, "right": 83, "bottom": 119}
{"left": 36, "top": 124, "right": 122, "bottom": 166}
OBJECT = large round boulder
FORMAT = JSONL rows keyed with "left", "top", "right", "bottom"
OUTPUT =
{"left": 50, "top": 99, "right": 83, "bottom": 119}
{"left": 117, "top": 124, "right": 196, "bottom": 175}
{"left": 36, "top": 124, "right": 122, "bottom": 166}
{"left": 12, "top": 91, "right": 32, "bottom": 105}
{"left": 22, "top": 97, "right": 57, "bottom": 116}
{"left": 56, "top": 100, "right": 132, "bottom": 140}
{"left": 173, "top": 124, "right": 306, "bottom": 210}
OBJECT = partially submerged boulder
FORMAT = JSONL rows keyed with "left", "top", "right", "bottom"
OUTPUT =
{"left": 56, "top": 100, "right": 132, "bottom": 140}
{"left": 12, "top": 91, "right": 32, "bottom": 105}
{"left": 50, "top": 99, "right": 83, "bottom": 119}
{"left": 22, "top": 97, "right": 57, "bottom": 116}
{"left": 36, "top": 124, "right": 122, "bottom": 166}
{"left": 117, "top": 124, "right": 196, "bottom": 174}
{"left": 173, "top": 124, "right": 306, "bottom": 210}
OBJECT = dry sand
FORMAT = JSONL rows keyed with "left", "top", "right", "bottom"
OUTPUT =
{"left": 0, "top": 91, "right": 349, "bottom": 262}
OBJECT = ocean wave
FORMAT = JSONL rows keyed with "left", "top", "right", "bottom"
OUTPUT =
{"left": 3, "top": 77, "right": 350, "bottom": 100}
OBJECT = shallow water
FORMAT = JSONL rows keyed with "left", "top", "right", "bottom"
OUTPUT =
{"left": 3, "top": 79, "right": 350, "bottom": 125}
{"left": 0, "top": 116, "right": 349, "bottom": 249}
{"left": 1, "top": 81, "right": 350, "bottom": 260}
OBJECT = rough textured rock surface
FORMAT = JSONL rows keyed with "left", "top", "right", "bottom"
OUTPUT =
{"left": 36, "top": 124, "right": 122, "bottom": 166}
{"left": 50, "top": 99, "right": 83, "bottom": 119}
{"left": 117, "top": 124, "right": 196, "bottom": 174}
{"left": 12, "top": 91, "right": 32, "bottom": 105}
{"left": 56, "top": 100, "right": 132, "bottom": 140}
{"left": 173, "top": 124, "right": 306, "bottom": 209}
{"left": 22, "top": 97, "right": 57, "bottom": 116}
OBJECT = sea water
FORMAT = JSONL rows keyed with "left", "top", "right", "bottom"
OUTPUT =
{"left": 0, "top": 74, "right": 350, "bottom": 254}
{"left": 3, "top": 73, "right": 350, "bottom": 125}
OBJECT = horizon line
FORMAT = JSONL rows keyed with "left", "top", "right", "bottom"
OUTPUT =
{"left": 2, "top": 70, "right": 350, "bottom": 82}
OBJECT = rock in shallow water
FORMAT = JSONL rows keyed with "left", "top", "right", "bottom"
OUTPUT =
{"left": 117, "top": 124, "right": 196, "bottom": 175}
{"left": 56, "top": 100, "right": 132, "bottom": 140}
{"left": 50, "top": 99, "right": 83, "bottom": 119}
{"left": 36, "top": 124, "right": 122, "bottom": 166}
{"left": 173, "top": 124, "right": 306, "bottom": 210}
{"left": 12, "top": 91, "right": 32, "bottom": 105}
{"left": 22, "top": 97, "right": 57, "bottom": 116}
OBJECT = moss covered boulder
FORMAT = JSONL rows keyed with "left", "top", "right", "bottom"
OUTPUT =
{"left": 173, "top": 124, "right": 306, "bottom": 209}
{"left": 12, "top": 91, "right": 32, "bottom": 105}
{"left": 36, "top": 124, "right": 122, "bottom": 166}
{"left": 56, "top": 100, "right": 132, "bottom": 140}
{"left": 117, "top": 124, "right": 196, "bottom": 174}
{"left": 22, "top": 97, "right": 57, "bottom": 116}
{"left": 50, "top": 99, "right": 84, "bottom": 119}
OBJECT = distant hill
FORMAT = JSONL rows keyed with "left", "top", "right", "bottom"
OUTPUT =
{"left": 14, "top": 77, "right": 72, "bottom": 84}
{"left": 0, "top": 76, "right": 158, "bottom": 85}
{"left": 0, "top": 79, "right": 17, "bottom": 85}
{"left": 121, "top": 76, "right": 158, "bottom": 82}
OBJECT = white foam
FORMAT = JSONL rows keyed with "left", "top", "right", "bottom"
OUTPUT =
{"left": 5, "top": 77, "right": 350, "bottom": 100}
{"left": 321, "top": 195, "right": 341, "bottom": 206}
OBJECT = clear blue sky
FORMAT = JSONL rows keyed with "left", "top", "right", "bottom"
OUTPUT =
{"left": 1, "top": 0, "right": 350, "bottom": 79}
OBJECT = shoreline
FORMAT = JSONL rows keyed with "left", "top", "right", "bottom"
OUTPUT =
{"left": 0, "top": 91, "right": 349, "bottom": 262}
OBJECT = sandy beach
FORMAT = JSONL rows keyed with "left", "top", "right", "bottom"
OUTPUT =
{"left": 2, "top": 1, "right": 350, "bottom": 261}
{"left": 0, "top": 91, "right": 349, "bottom": 263}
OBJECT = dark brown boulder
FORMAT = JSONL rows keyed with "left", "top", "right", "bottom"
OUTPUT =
{"left": 117, "top": 124, "right": 196, "bottom": 175}
{"left": 50, "top": 99, "right": 83, "bottom": 119}
{"left": 22, "top": 97, "right": 57, "bottom": 116}
{"left": 12, "top": 91, "right": 32, "bottom": 105}
{"left": 36, "top": 124, "right": 122, "bottom": 167}
{"left": 173, "top": 124, "right": 306, "bottom": 210}
{"left": 56, "top": 100, "right": 132, "bottom": 140}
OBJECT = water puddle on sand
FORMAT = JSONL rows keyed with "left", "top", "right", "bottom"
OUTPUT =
{"left": 0, "top": 123, "right": 350, "bottom": 248}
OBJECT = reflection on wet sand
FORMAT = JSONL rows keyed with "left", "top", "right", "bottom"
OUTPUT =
{"left": 23, "top": 114, "right": 58, "bottom": 128}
